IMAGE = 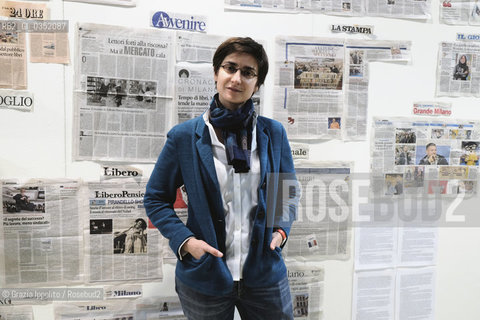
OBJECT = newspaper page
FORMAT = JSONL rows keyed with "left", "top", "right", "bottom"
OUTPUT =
{"left": 63, "top": 0, "right": 136, "bottom": 6}
{"left": 224, "top": 0, "right": 297, "bottom": 12}
{"left": 365, "top": 0, "right": 432, "bottom": 19}
{"left": 54, "top": 300, "right": 136, "bottom": 320}
{"left": 395, "top": 267, "right": 436, "bottom": 320}
{"left": 0, "top": 179, "right": 83, "bottom": 286}
{"left": 436, "top": 41, "right": 480, "bottom": 97}
{"left": 0, "top": 306, "right": 33, "bottom": 320}
{"left": 352, "top": 269, "right": 396, "bottom": 320}
{"left": 273, "top": 36, "right": 345, "bottom": 140}
{"left": 85, "top": 180, "right": 163, "bottom": 282}
{"left": 73, "top": 23, "right": 174, "bottom": 162}
{"left": 135, "top": 296, "right": 187, "bottom": 319}
{"left": 371, "top": 117, "right": 480, "bottom": 197}
{"left": 175, "top": 32, "right": 263, "bottom": 124}
{"left": 0, "top": 22, "right": 26, "bottom": 89}
{"left": 345, "top": 39, "right": 411, "bottom": 140}
{"left": 440, "top": 0, "right": 480, "bottom": 25}
{"left": 286, "top": 263, "right": 324, "bottom": 320}
{"left": 283, "top": 161, "right": 352, "bottom": 261}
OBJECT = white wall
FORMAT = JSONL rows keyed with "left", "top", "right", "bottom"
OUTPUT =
{"left": 1, "top": 0, "right": 480, "bottom": 319}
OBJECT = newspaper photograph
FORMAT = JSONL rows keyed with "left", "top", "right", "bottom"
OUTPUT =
{"left": 436, "top": 41, "right": 480, "bottom": 97}
{"left": 344, "top": 39, "right": 411, "bottom": 140}
{"left": 54, "top": 300, "right": 136, "bottom": 320}
{"left": 286, "top": 263, "right": 324, "bottom": 320}
{"left": 135, "top": 296, "right": 187, "bottom": 319}
{"left": 73, "top": 23, "right": 175, "bottom": 162}
{"left": 440, "top": 0, "right": 480, "bottom": 25}
{"left": 365, "top": 0, "right": 432, "bottom": 20}
{"left": 85, "top": 180, "right": 163, "bottom": 282}
{"left": 371, "top": 117, "right": 480, "bottom": 197}
{"left": 63, "top": 0, "right": 136, "bottom": 6}
{"left": 282, "top": 161, "right": 352, "bottom": 261}
{"left": 1, "top": 179, "right": 83, "bottom": 286}
{"left": 0, "top": 306, "right": 33, "bottom": 320}
{"left": 273, "top": 36, "right": 345, "bottom": 140}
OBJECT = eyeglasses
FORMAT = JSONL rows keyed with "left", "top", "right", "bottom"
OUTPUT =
{"left": 221, "top": 63, "right": 257, "bottom": 80}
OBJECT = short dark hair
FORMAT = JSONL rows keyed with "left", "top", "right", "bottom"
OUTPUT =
{"left": 213, "top": 37, "right": 269, "bottom": 88}
{"left": 426, "top": 142, "right": 436, "bottom": 149}
{"left": 135, "top": 218, "right": 147, "bottom": 230}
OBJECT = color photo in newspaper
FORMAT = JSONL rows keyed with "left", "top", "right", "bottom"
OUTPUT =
{"left": 371, "top": 117, "right": 480, "bottom": 197}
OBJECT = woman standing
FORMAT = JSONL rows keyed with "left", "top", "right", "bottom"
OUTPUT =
{"left": 145, "top": 37, "right": 297, "bottom": 319}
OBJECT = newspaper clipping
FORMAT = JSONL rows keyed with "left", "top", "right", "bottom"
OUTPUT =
{"left": 135, "top": 296, "right": 187, "bottom": 319}
{"left": 287, "top": 263, "right": 324, "bottom": 320}
{"left": 274, "top": 36, "right": 345, "bottom": 140}
{"left": 371, "top": 117, "right": 480, "bottom": 197}
{"left": 283, "top": 162, "right": 352, "bottom": 261}
{"left": 86, "top": 180, "right": 163, "bottom": 282}
{"left": 63, "top": 0, "right": 136, "bottom": 6}
{"left": 54, "top": 300, "right": 136, "bottom": 320}
{"left": 0, "top": 23, "right": 26, "bottom": 89}
{"left": 365, "top": 0, "right": 432, "bottom": 19}
{"left": 73, "top": 23, "right": 174, "bottom": 162}
{"left": 1, "top": 180, "right": 83, "bottom": 286}
{"left": 440, "top": 0, "right": 480, "bottom": 25}
{"left": 436, "top": 41, "right": 480, "bottom": 97}
{"left": 344, "top": 39, "right": 411, "bottom": 140}
{"left": 0, "top": 89, "right": 33, "bottom": 112}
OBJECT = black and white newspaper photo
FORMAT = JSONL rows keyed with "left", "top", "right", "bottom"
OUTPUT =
{"left": 0, "top": 180, "right": 83, "bottom": 286}
{"left": 371, "top": 117, "right": 480, "bottom": 197}
{"left": 73, "top": 23, "right": 175, "bottom": 162}
{"left": 436, "top": 41, "right": 480, "bottom": 97}
{"left": 282, "top": 161, "right": 352, "bottom": 261}
{"left": 85, "top": 180, "right": 163, "bottom": 282}
{"left": 286, "top": 263, "right": 325, "bottom": 320}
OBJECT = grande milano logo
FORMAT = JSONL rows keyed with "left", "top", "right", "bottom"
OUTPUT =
{"left": 151, "top": 11, "right": 207, "bottom": 33}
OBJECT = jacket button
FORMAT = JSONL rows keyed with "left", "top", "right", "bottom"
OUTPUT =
{"left": 257, "top": 211, "right": 265, "bottom": 219}
{"left": 251, "top": 239, "right": 258, "bottom": 246}
{"left": 218, "top": 219, "right": 224, "bottom": 224}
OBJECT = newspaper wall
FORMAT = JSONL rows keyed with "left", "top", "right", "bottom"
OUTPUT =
{"left": 0, "top": 306, "right": 33, "bottom": 320}
{"left": 274, "top": 36, "right": 411, "bottom": 141}
{"left": 174, "top": 32, "right": 263, "bottom": 124}
{"left": 283, "top": 161, "right": 352, "bottom": 261}
{"left": 344, "top": 39, "right": 411, "bottom": 140}
{"left": 371, "top": 117, "right": 480, "bottom": 197}
{"left": 85, "top": 180, "right": 163, "bottom": 282}
{"left": 135, "top": 296, "right": 186, "bottom": 319}
{"left": 225, "top": 0, "right": 431, "bottom": 19}
{"left": 0, "top": 180, "right": 83, "bottom": 286}
{"left": 436, "top": 41, "right": 480, "bottom": 97}
{"left": 440, "top": 0, "right": 480, "bottom": 25}
{"left": 73, "top": 23, "right": 174, "bottom": 162}
{"left": 287, "top": 263, "right": 324, "bottom": 320}
{"left": 365, "top": 0, "right": 431, "bottom": 19}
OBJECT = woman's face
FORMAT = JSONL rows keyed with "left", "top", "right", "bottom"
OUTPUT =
{"left": 214, "top": 52, "right": 259, "bottom": 111}
{"left": 460, "top": 55, "right": 466, "bottom": 64}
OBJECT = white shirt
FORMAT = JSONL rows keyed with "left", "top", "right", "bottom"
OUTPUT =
{"left": 203, "top": 110, "right": 261, "bottom": 281}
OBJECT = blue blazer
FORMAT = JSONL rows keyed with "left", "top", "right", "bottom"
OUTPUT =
{"left": 144, "top": 114, "right": 297, "bottom": 296}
